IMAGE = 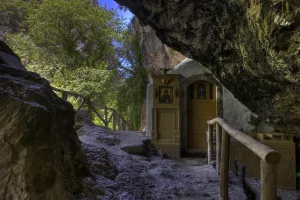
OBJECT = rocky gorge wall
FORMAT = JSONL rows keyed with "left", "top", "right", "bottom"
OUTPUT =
{"left": 132, "top": 17, "right": 185, "bottom": 77}
{"left": 0, "top": 41, "right": 86, "bottom": 200}
{"left": 115, "top": 0, "right": 300, "bottom": 136}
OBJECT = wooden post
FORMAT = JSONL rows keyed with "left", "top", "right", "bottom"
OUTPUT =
{"left": 113, "top": 111, "right": 116, "bottom": 130}
{"left": 208, "top": 124, "right": 213, "bottom": 165}
{"left": 120, "top": 118, "right": 123, "bottom": 131}
{"left": 216, "top": 123, "right": 222, "bottom": 173}
{"left": 78, "top": 99, "right": 85, "bottom": 110}
{"left": 62, "top": 92, "right": 68, "bottom": 100}
{"left": 104, "top": 107, "right": 108, "bottom": 128}
{"left": 116, "top": 114, "right": 120, "bottom": 130}
{"left": 261, "top": 160, "right": 277, "bottom": 200}
{"left": 220, "top": 129, "right": 230, "bottom": 200}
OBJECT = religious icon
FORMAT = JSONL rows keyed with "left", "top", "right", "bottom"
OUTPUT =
{"left": 159, "top": 87, "right": 173, "bottom": 103}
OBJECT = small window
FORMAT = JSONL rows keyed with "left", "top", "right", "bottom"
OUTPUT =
{"left": 210, "top": 84, "right": 214, "bottom": 99}
{"left": 197, "top": 84, "right": 206, "bottom": 99}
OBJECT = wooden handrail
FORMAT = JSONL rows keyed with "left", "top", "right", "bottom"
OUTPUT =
{"left": 207, "top": 117, "right": 280, "bottom": 164}
{"left": 52, "top": 87, "right": 130, "bottom": 131}
{"left": 52, "top": 86, "right": 87, "bottom": 100}
{"left": 207, "top": 117, "right": 281, "bottom": 200}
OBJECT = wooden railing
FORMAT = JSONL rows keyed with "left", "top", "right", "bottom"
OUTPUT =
{"left": 207, "top": 117, "right": 281, "bottom": 200}
{"left": 52, "top": 87, "right": 130, "bottom": 131}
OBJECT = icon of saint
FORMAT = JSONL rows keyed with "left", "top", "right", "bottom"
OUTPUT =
{"left": 160, "top": 89, "right": 172, "bottom": 103}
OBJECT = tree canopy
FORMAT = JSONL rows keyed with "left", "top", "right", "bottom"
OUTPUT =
{"left": 4, "top": 0, "right": 148, "bottom": 130}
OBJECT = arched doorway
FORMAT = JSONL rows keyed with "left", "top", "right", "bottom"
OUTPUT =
{"left": 186, "top": 81, "right": 217, "bottom": 150}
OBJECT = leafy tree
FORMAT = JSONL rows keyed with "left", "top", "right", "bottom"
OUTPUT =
{"left": 7, "top": 1, "right": 148, "bottom": 130}
{"left": 0, "top": 0, "right": 30, "bottom": 33}
{"left": 113, "top": 25, "right": 148, "bottom": 130}
{"left": 27, "top": 0, "right": 124, "bottom": 70}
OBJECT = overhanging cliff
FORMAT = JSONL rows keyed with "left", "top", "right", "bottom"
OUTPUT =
{"left": 115, "top": 0, "right": 300, "bottom": 134}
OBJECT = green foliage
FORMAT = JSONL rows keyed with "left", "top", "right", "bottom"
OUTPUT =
{"left": 0, "top": 0, "right": 30, "bottom": 33}
{"left": 27, "top": 0, "right": 124, "bottom": 70}
{"left": 114, "top": 25, "right": 148, "bottom": 130}
{"left": 6, "top": 1, "right": 148, "bottom": 131}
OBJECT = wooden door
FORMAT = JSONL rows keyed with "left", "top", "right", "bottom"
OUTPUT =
{"left": 187, "top": 81, "right": 216, "bottom": 149}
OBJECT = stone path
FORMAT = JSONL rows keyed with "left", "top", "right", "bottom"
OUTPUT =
{"left": 76, "top": 125, "right": 247, "bottom": 200}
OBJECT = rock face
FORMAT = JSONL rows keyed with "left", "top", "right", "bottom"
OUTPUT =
{"left": 0, "top": 41, "right": 21, "bottom": 63}
{"left": 115, "top": 0, "right": 300, "bottom": 134}
{"left": 77, "top": 124, "right": 247, "bottom": 200}
{"left": 0, "top": 61, "right": 86, "bottom": 198}
{"left": 132, "top": 17, "right": 185, "bottom": 76}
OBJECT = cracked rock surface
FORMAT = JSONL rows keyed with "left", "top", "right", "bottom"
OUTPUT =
{"left": 77, "top": 124, "right": 247, "bottom": 200}
{"left": 115, "top": 0, "right": 300, "bottom": 134}
{"left": 0, "top": 64, "right": 86, "bottom": 200}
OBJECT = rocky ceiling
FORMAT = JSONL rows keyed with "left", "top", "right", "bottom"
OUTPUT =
{"left": 115, "top": 0, "right": 300, "bottom": 134}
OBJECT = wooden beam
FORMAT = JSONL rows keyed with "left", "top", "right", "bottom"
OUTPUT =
{"left": 104, "top": 107, "right": 108, "bottom": 127}
{"left": 113, "top": 111, "right": 116, "bottom": 130}
{"left": 89, "top": 104, "right": 106, "bottom": 124}
{"left": 216, "top": 123, "right": 222, "bottom": 173}
{"left": 220, "top": 129, "right": 230, "bottom": 200}
{"left": 62, "top": 92, "right": 68, "bottom": 100}
{"left": 107, "top": 111, "right": 114, "bottom": 124}
{"left": 208, "top": 124, "right": 213, "bottom": 165}
{"left": 52, "top": 87, "right": 86, "bottom": 100}
{"left": 77, "top": 99, "right": 86, "bottom": 110}
{"left": 261, "top": 160, "right": 277, "bottom": 200}
{"left": 207, "top": 118, "right": 280, "bottom": 164}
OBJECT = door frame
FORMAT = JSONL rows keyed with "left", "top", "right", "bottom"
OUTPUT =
{"left": 180, "top": 74, "right": 223, "bottom": 155}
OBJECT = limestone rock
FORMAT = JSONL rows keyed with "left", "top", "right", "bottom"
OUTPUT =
{"left": 0, "top": 64, "right": 86, "bottom": 200}
{"left": 115, "top": 0, "right": 300, "bottom": 134}
{"left": 75, "top": 110, "right": 94, "bottom": 131}
{"left": 77, "top": 124, "right": 247, "bottom": 200}
{"left": 132, "top": 17, "right": 185, "bottom": 76}
{"left": 0, "top": 40, "right": 25, "bottom": 70}
{"left": 0, "top": 40, "right": 21, "bottom": 61}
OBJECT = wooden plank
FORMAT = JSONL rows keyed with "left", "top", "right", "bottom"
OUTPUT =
{"left": 104, "top": 107, "right": 108, "bottom": 127}
{"left": 62, "top": 92, "right": 68, "bottom": 100}
{"left": 261, "top": 160, "right": 277, "bottom": 200}
{"left": 89, "top": 104, "right": 106, "bottom": 124}
{"left": 77, "top": 99, "right": 85, "bottom": 110}
{"left": 52, "top": 87, "right": 86, "bottom": 100}
{"left": 207, "top": 118, "right": 280, "bottom": 164}
{"left": 220, "top": 129, "right": 230, "bottom": 200}
{"left": 216, "top": 123, "right": 222, "bottom": 173}
{"left": 113, "top": 111, "right": 116, "bottom": 130}
{"left": 107, "top": 111, "right": 114, "bottom": 124}
{"left": 52, "top": 87, "right": 130, "bottom": 131}
{"left": 207, "top": 124, "right": 213, "bottom": 165}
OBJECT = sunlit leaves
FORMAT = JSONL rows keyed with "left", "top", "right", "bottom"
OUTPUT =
{"left": 28, "top": 0, "right": 125, "bottom": 69}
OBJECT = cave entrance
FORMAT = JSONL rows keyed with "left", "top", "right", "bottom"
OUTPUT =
{"left": 186, "top": 81, "right": 217, "bottom": 151}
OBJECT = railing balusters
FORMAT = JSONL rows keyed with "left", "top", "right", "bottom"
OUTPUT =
{"left": 261, "top": 161, "right": 277, "bottom": 200}
{"left": 113, "top": 110, "right": 116, "bottom": 130}
{"left": 52, "top": 87, "right": 130, "bottom": 131}
{"left": 216, "top": 123, "right": 222, "bottom": 173}
{"left": 78, "top": 98, "right": 85, "bottom": 110}
{"left": 220, "top": 128, "right": 230, "bottom": 200}
{"left": 208, "top": 124, "right": 213, "bottom": 165}
{"left": 207, "top": 118, "right": 280, "bottom": 200}
{"left": 104, "top": 107, "right": 108, "bottom": 128}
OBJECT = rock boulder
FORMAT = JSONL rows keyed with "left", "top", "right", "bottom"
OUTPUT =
{"left": 0, "top": 63, "right": 86, "bottom": 199}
